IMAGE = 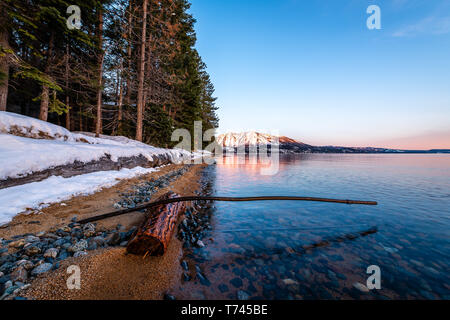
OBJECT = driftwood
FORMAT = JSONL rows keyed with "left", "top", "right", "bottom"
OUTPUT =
{"left": 78, "top": 196, "right": 378, "bottom": 224}
{"left": 127, "top": 192, "right": 186, "bottom": 256}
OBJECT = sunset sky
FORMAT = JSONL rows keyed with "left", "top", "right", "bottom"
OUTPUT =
{"left": 190, "top": 0, "right": 450, "bottom": 149}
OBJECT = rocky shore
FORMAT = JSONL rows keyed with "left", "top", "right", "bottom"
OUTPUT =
{"left": 0, "top": 164, "right": 205, "bottom": 300}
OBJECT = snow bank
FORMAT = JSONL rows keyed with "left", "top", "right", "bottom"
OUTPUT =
{"left": 0, "top": 111, "right": 78, "bottom": 141}
{"left": 0, "top": 133, "right": 190, "bottom": 180}
{"left": 0, "top": 111, "right": 194, "bottom": 181}
{"left": 0, "top": 166, "right": 159, "bottom": 225}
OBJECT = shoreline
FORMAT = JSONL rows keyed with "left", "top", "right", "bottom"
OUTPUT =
{"left": 0, "top": 163, "right": 208, "bottom": 300}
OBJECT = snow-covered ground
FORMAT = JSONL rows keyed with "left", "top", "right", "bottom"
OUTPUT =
{"left": 0, "top": 166, "right": 159, "bottom": 225}
{"left": 0, "top": 111, "right": 192, "bottom": 180}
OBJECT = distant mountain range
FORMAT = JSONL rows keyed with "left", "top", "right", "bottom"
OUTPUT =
{"left": 216, "top": 132, "right": 450, "bottom": 154}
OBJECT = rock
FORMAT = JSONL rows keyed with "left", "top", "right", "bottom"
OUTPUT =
{"left": 68, "top": 240, "right": 88, "bottom": 253}
{"left": 24, "top": 245, "right": 41, "bottom": 256}
{"left": 10, "top": 266, "right": 28, "bottom": 282}
{"left": 181, "top": 260, "right": 189, "bottom": 272}
{"left": 0, "top": 274, "right": 11, "bottom": 285}
{"left": 43, "top": 248, "right": 59, "bottom": 259}
{"left": 24, "top": 235, "right": 40, "bottom": 243}
{"left": 53, "top": 238, "right": 67, "bottom": 247}
{"left": 73, "top": 251, "right": 88, "bottom": 258}
{"left": 196, "top": 240, "right": 205, "bottom": 248}
{"left": 31, "top": 263, "right": 53, "bottom": 276}
{"left": 237, "top": 290, "right": 250, "bottom": 300}
{"left": 230, "top": 277, "right": 243, "bottom": 288}
{"left": 71, "top": 215, "right": 78, "bottom": 222}
{"left": 0, "top": 262, "right": 15, "bottom": 273}
{"left": 90, "top": 236, "right": 106, "bottom": 247}
{"left": 0, "top": 272, "right": 3, "bottom": 278}
{"left": 58, "top": 251, "right": 68, "bottom": 260}
{"left": 8, "top": 239, "right": 26, "bottom": 249}
{"left": 163, "top": 293, "right": 176, "bottom": 300}
{"left": 4, "top": 285, "right": 19, "bottom": 296}
{"left": 119, "top": 241, "right": 128, "bottom": 247}
{"left": 282, "top": 278, "right": 299, "bottom": 285}
{"left": 105, "top": 232, "right": 121, "bottom": 246}
{"left": 353, "top": 282, "right": 370, "bottom": 293}
{"left": 183, "top": 273, "right": 192, "bottom": 282}
{"left": 4, "top": 280, "right": 12, "bottom": 289}
{"left": 83, "top": 223, "right": 96, "bottom": 238}
{"left": 196, "top": 272, "right": 210, "bottom": 286}
{"left": 87, "top": 242, "right": 98, "bottom": 251}
{"left": 218, "top": 284, "right": 229, "bottom": 293}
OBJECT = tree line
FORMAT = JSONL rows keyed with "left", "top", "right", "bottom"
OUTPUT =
{"left": 0, "top": 0, "right": 218, "bottom": 147}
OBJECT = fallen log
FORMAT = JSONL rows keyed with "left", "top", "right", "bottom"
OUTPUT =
{"left": 127, "top": 192, "right": 186, "bottom": 256}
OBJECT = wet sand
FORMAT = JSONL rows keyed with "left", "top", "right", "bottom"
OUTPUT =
{"left": 0, "top": 163, "right": 206, "bottom": 300}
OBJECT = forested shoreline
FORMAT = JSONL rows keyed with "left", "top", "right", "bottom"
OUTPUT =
{"left": 0, "top": 0, "right": 218, "bottom": 147}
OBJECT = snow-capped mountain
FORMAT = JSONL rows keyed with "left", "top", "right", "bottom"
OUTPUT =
{"left": 216, "top": 131, "right": 311, "bottom": 153}
{"left": 216, "top": 132, "right": 307, "bottom": 147}
{"left": 215, "top": 131, "right": 449, "bottom": 154}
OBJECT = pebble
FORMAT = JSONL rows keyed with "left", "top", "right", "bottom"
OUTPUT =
{"left": 282, "top": 278, "right": 299, "bottom": 285}
{"left": 196, "top": 240, "right": 205, "bottom": 248}
{"left": 8, "top": 239, "right": 25, "bottom": 249}
{"left": 43, "top": 248, "right": 59, "bottom": 259}
{"left": 74, "top": 251, "right": 88, "bottom": 258}
{"left": 24, "top": 245, "right": 41, "bottom": 256}
{"left": 83, "top": 223, "right": 96, "bottom": 238}
{"left": 68, "top": 240, "right": 88, "bottom": 253}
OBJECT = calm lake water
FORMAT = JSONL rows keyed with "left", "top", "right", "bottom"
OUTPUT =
{"left": 173, "top": 154, "right": 450, "bottom": 300}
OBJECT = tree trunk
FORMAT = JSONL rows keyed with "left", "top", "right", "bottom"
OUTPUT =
{"left": 0, "top": 25, "right": 9, "bottom": 111}
{"left": 117, "top": 66, "right": 124, "bottom": 135}
{"left": 127, "top": 192, "right": 186, "bottom": 256}
{"left": 136, "top": 0, "right": 148, "bottom": 142}
{"left": 65, "top": 45, "right": 70, "bottom": 130}
{"left": 39, "top": 86, "right": 49, "bottom": 121}
{"left": 39, "top": 33, "right": 54, "bottom": 121}
{"left": 124, "top": 1, "right": 133, "bottom": 106}
{"left": 95, "top": 7, "right": 104, "bottom": 137}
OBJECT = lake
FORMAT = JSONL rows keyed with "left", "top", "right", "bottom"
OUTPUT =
{"left": 172, "top": 154, "right": 450, "bottom": 300}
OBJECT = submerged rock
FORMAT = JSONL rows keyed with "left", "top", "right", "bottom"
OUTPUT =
{"left": 237, "top": 290, "right": 250, "bottom": 300}
{"left": 353, "top": 282, "right": 370, "bottom": 293}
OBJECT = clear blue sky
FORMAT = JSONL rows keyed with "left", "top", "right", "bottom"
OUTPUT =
{"left": 189, "top": 0, "right": 450, "bottom": 149}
